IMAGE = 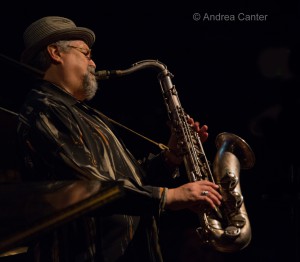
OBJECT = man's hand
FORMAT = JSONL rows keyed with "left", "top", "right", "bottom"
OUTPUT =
{"left": 164, "top": 180, "right": 222, "bottom": 211}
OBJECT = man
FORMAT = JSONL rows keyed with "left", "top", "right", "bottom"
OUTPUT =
{"left": 17, "top": 16, "right": 222, "bottom": 261}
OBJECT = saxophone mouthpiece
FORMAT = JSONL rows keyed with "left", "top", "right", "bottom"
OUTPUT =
{"left": 94, "top": 70, "right": 123, "bottom": 80}
{"left": 94, "top": 70, "right": 111, "bottom": 80}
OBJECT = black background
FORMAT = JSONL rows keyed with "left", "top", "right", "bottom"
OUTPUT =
{"left": 0, "top": 1, "right": 299, "bottom": 261}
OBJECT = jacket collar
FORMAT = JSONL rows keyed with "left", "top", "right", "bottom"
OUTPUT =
{"left": 37, "top": 79, "right": 80, "bottom": 106}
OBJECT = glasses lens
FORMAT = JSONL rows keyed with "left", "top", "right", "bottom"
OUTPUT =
{"left": 68, "top": 46, "right": 92, "bottom": 60}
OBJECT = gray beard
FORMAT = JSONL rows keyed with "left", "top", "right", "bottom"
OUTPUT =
{"left": 83, "top": 68, "right": 98, "bottom": 100}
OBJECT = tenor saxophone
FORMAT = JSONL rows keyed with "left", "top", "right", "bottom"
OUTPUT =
{"left": 95, "top": 60, "right": 255, "bottom": 253}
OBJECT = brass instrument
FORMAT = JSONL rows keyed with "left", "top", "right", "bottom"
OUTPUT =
{"left": 95, "top": 60, "right": 255, "bottom": 253}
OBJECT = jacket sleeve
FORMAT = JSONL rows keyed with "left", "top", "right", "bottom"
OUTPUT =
{"left": 140, "top": 151, "right": 187, "bottom": 188}
{"left": 17, "top": 94, "right": 163, "bottom": 216}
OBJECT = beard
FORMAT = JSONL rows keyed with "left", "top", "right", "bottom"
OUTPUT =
{"left": 82, "top": 66, "right": 98, "bottom": 100}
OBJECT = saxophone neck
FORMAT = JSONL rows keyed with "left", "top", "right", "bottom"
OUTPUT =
{"left": 94, "top": 59, "right": 169, "bottom": 80}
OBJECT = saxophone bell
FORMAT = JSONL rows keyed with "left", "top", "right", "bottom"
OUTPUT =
{"left": 197, "top": 132, "right": 255, "bottom": 253}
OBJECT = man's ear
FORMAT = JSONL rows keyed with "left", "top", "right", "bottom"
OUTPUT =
{"left": 47, "top": 45, "right": 62, "bottom": 62}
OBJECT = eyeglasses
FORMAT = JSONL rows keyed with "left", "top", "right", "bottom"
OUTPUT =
{"left": 67, "top": 45, "right": 92, "bottom": 60}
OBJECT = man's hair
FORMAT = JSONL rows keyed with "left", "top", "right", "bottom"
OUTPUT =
{"left": 28, "top": 40, "right": 73, "bottom": 72}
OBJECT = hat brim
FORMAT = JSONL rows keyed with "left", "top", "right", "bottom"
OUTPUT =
{"left": 21, "top": 27, "right": 95, "bottom": 63}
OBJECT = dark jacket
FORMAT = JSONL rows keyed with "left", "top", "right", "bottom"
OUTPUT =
{"left": 17, "top": 80, "right": 174, "bottom": 262}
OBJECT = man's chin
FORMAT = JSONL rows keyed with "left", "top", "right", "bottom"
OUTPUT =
{"left": 85, "top": 85, "right": 98, "bottom": 101}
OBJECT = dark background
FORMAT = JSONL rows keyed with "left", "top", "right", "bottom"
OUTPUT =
{"left": 0, "top": 1, "right": 299, "bottom": 261}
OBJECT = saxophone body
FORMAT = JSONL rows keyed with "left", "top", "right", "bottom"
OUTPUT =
{"left": 95, "top": 60, "right": 255, "bottom": 253}
{"left": 198, "top": 132, "right": 254, "bottom": 252}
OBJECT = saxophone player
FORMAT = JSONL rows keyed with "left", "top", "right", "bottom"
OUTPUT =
{"left": 16, "top": 16, "right": 222, "bottom": 261}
